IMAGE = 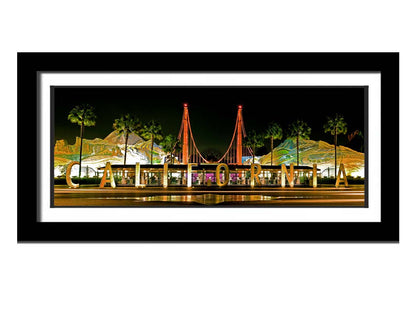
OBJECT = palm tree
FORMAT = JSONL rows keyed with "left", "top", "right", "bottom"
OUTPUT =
{"left": 288, "top": 120, "right": 311, "bottom": 166}
{"left": 68, "top": 104, "right": 96, "bottom": 178}
{"left": 243, "top": 130, "right": 264, "bottom": 164}
{"left": 160, "top": 134, "right": 181, "bottom": 164}
{"left": 324, "top": 114, "right": 348, "bottom": 176}
{"left": 113, "top": 114, "right": 141, "bottom": 166}
{"left": 264, "top": 122, "right": 283, "bottom": 166}
{"left": 140, "top": 120, "right": 163, "bottom": 164}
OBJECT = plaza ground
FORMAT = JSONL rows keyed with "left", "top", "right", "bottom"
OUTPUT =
{"left": 53, "top": 185, "right": 365, "bottom": 207}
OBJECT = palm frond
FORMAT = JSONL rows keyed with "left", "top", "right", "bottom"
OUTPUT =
{"left": 323, "top": 114, "right": 348, "bottom": 135}
{"left": 288, "top": 120, "right": 311, "bottom": 139}
{"left": 264, "top": 122, "right": 283, "bottom": 140}
{"left": 113, "top": 114, "right": 141, "bottom": 136}
{"left": 140, "top": 120, "right": 163, "bottom": 141}
{"left": 67, "top": 104, "right": 97, "bottom": 127}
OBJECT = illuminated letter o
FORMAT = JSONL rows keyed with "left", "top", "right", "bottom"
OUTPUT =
{"left": 216, "top": 163, "right": 229, "bottom": 187}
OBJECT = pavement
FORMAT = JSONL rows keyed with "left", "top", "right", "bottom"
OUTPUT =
{"left": 53, "top": 185, "right": 365, "bottom": 207}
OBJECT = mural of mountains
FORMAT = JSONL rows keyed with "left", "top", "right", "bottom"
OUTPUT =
{"left": 54, "top": 130, "right": 164, "bottom": 177}
{"left": 259, "top": 138, "right": 364, "bottom": 177}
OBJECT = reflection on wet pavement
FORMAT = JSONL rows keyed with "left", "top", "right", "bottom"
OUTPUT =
{"left": 145, "top": 194, "right": 273, "bottom": 205}
{"left": 93, "top": 194, "right": 310, "bottom": 205}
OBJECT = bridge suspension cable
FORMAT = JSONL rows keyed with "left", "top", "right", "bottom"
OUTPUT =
{"left": 176, "top": 103, "right": 253, "bottom": 165}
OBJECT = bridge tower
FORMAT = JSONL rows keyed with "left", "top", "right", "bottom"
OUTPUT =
{"left": 236, "top": 105, "right": 243, "bottom": 165}
{"left": 216, "top": 104, "right": 253, "bottom": 164}
{"left": 177, "top": 103, "right": 208, "bottom": 164}
{"left": 182, "top": 103, "right": 189, "bottom": 164}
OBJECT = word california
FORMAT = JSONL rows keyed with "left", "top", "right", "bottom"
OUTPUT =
{"left": 65, "top": 161, "right": 349, "bottom": 189}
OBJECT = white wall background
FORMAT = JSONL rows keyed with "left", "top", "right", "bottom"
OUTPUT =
{"left": 0, "top": 1, "right": 413, "bottom": 311}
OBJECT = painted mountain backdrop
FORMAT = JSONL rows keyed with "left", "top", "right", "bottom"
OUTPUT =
{"left": 259, "top": 138, "right": 364, "bottom": 177}
{"left": 54, "top": 131, "right": 163, "bottom": 177}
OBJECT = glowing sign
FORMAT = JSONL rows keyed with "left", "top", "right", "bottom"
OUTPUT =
{"left": 67, "top": 161, "right": 341, "bottom": 189}
{"left": 163, "top": 163, "right": 169, "bottom": 188}
{"left": 250, "top": 163, "right": 262, "bottom": 187}
{"left": 65, "top": 161, "right": 79, "bottom": 188}
{"left": 135, "top": 162, "right": 145, "bottom": 188}
{"left": 216, "top": 163, "right": 230, "bottom": 187}
{"left": 281, "top": 163, "right": 295, "bottom": 188}
{"left": 187, "top": 163, "right": 197, "bottom": 188}
{"left": 100, "top": 162, "right": 116, "bottom": 188}
{"left": 335, "top": 163, "right": 349, "bottom": 187}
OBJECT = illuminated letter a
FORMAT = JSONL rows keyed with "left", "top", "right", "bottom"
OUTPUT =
{"left": 335, "top": 163, "right": 348, "bottom": 187}
{"left": 100, "top": 162, "right": 116, "bottom": 188}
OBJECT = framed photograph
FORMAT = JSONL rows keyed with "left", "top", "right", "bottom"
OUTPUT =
{"left": 17, "top": 52, "right": 399, "bottom": 242}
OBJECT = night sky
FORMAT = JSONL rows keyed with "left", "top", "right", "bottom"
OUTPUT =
{"left": 54, "top": 87, "right": 366, "bottom": 155}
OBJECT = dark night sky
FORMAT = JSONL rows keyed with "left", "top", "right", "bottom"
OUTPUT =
{"left": 54, "top": 87, "right": 365, "bottom": 154}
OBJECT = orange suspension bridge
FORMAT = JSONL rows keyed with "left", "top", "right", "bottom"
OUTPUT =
{"left": 175, "top": 103, "right": 254, "bottom": 165}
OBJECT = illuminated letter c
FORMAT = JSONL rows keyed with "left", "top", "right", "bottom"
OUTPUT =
{"left": 66, "top": 161, "right": 80, "bottom": 188}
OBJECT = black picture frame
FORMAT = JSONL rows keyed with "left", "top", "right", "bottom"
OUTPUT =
{"left": 17, "top": 52, "right": 399, "bottom": 242}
